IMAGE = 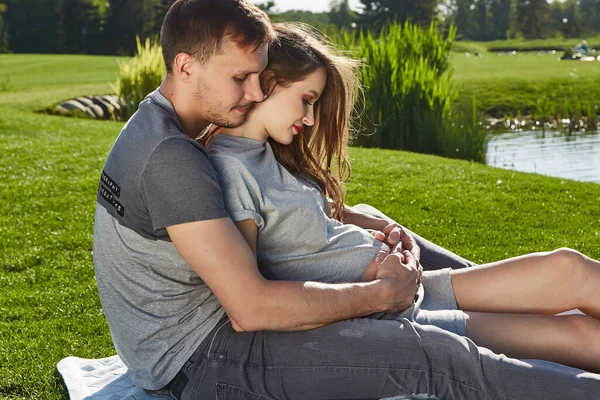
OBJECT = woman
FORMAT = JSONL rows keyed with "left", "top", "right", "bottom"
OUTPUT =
{"left": 203, "top": 22, "right": 600, "bottom": 373}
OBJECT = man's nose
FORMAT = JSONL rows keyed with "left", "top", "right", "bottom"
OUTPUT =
{"left": 244, "top": 75, "right": 264, "bottom": 103}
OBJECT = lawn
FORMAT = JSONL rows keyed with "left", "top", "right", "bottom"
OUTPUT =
{"left": 451, "top": 51, "right": 600, "bottom": 117}
{"left": 0, "top": 54, "right": 599, "bottom": 399}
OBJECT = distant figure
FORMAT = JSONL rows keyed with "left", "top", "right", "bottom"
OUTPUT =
{"left": 574, "top": 40, "right": 590, "bottom": 55}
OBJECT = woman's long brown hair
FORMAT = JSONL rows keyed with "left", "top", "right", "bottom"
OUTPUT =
{"left": 205, "top": 22, "right": 361, "bottom": 221}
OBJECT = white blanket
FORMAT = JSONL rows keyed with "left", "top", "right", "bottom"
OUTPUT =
{"left": 57, "top": 355, "right": 431, "bottom": 400}
{"left": 57, "top": 356, "right": 169, "bottom": 400}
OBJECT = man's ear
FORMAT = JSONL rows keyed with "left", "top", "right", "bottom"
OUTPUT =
{"left": 173, "top": 52, "right": 195, "bottom": 83}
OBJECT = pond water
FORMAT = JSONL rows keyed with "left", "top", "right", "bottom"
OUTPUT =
{"left": 486, "top": 130, "right": 600, "bottom": 184}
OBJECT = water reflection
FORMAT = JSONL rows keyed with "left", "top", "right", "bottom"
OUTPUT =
{"left": 487, "top": 130, "right": 600, "bottom": 184}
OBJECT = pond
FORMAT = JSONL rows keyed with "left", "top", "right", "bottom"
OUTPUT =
{"left": 486, "top": 130, "right": 600, "bottom": 184}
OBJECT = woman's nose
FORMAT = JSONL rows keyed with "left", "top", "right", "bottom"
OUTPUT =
{"left": 303, "top": 107, "right": 315, "bottom": 126}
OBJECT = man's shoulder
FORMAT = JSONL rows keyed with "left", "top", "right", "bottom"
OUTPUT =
{"left": 114, "top": 103, "right": 206, "bottom": 167}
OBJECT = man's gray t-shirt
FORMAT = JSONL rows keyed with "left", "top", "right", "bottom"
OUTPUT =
{"left": 93, "top": 90, "right": 228, "bottom": 390}
{"left": 208, "top": 134, "right": 383, "bottom": 282}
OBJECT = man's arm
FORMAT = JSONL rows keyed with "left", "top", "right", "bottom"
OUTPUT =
{"left": 167, "top": 217, "right": 419, "bottom": 332}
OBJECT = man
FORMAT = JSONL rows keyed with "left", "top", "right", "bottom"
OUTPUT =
{"left": 93, "top": 0, "right": 600, "bottom": 398}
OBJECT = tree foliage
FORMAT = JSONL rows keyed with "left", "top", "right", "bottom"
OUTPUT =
{"left": 1, "top": 0, "right": 600, "bottom": 55}
{"left": 516, "top": 0, "right": 550, "bottom": 39}
{"left": 357, "top": 0, "right": 441, "bottom": 31}
{"left": 0, "top": 1, "right": 7, "bottom": 53}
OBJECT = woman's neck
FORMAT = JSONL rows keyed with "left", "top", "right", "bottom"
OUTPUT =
{"left": 221, "top": 113, "right": 269, "bottom": 141}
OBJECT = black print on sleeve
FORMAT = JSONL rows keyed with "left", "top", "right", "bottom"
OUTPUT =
{"left": 101, "top": 170, "right": 121, "bottom": 197}
{"left": 99, "top": 184, "right": 125, "bottom": 216}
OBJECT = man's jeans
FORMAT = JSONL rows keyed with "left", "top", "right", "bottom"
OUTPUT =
{"left": 170, "top": 316, "right": 600, "bottom": 399}
{"left": 164, "top": 204, "right": 600, "bottom": 399}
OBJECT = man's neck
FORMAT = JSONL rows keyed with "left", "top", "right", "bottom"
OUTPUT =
{"left": 159, "top": 81, "right": 210, "bottom": 140}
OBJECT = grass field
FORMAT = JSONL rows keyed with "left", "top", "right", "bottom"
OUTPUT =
{"left": 0, "top": 54, "right": 599, "bottom": 399}
{"left": 451, "top": 51, "right": 600, "bottom": 117}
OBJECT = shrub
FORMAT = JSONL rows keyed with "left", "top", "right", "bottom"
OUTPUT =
{"left": 113, "top": 36, "right": 165, "bottom": 120}
{"left": 338, "top": 22, "right": 486, "bottom": 162}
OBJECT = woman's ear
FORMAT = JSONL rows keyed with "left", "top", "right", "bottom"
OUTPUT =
{"left": 260, "top": 70, "right": 277, "bottom": 99}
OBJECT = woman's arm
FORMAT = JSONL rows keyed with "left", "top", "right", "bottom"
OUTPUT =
{"left": 235, "top": 219, "right": 258, "bottom": 256}
{"left": 341, "top": 204, "right": 391, "bottom": 231}
{"left": 343, "top": 205, "right": 420, "bottom": 255}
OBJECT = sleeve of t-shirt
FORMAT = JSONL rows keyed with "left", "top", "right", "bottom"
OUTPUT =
{"left": 141, "top": 138, "right": 229, "bottom": 231}
{"left": 208, "top": 154, "right": 265, "bottom": 230}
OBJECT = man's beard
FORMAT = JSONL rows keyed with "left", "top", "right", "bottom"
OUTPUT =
{"left": 193, "top": 81, "right": 247, "bottom": 129}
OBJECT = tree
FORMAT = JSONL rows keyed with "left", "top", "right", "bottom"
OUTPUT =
{"left": 559, "top": 0, "right": 583, "bottom": 37}
{"left": 489, "top": 0, "right": 512, "bottom": 40}
{"left": 329, "top": 0, "right": 357, "bottom": 29}
{"left": 58, "top": 0, "right": 104, "bottom": 54}
{"left": 155, "top": 0, "right": 174, "bottom": 34}
{"left": 256, "top": 1, "right": 276, "bottom": 14}
{"left": 105, "top": 0, "right": 162, "bottom": 55}
{"left": 444, "top": 0, "right": 478, "bottom": 40}
{"left": 274, "top": 10, "right": 332, "bottom": 33}
{"left": 475, "top": 0, "right": 491, "bottom": 41}
{"left": 357, "top": 0, "right": 441, "bottom": 31}
{"left": 579, "top": 0, "right": 600, "bottom": 34}
{"left": 516, "top": 0, "right": 549, "bottom": 39}
{"left": 4, "top": 0, "right": 62, "bottom": 53}
{"left": 0, "top": 1, "right": 7, "bottom": 53}
{"left": 547, "top": 0, "right": 564, "bottom": 37}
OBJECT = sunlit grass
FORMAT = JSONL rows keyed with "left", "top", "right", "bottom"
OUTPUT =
{"left": 451, "top": 51, "right": 600, "bottom": 117}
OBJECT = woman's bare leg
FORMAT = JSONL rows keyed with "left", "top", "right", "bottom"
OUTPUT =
{"left": 465, "top": 311, "right": 600, "bottom": 373}
{"left": 451, "top": 248, "right": 600, "bottom": 318}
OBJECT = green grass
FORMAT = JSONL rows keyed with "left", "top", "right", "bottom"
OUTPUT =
{"left": 1, "top": 54, "right": 599, "bottom": 399}
{"left": 451, "top": 51, "right": 600, "bottom": 117}
{"left": 453, "top": 35, "right": 600, "bottom": 53}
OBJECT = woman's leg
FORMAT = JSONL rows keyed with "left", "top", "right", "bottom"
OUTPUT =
{"left": 465, "top": 311, "right": 600, "bottom": 373}
{"left": 451, "top": 248, "right": 600, "bottom": 318}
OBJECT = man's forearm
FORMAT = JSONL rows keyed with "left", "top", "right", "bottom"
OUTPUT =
{"left": 232, "top": 279, "right": 389, "bottom": 332}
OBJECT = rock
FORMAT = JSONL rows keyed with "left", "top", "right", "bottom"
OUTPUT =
{"left": 50, "top": 95, "right": 123, "bottom": 120}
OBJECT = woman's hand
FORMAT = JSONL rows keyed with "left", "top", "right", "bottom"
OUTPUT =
{"left": 366, "top": 229, "right": 386, "bottom": 242}
{"left": 383, "top": 224, "right": 423, "bottom": 284}
{"left": 361, "top": 243, "right": 390, "bottom": 282}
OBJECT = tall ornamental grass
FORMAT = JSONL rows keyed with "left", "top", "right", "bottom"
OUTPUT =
{"left": 339, "top": 22, "right": 487, "bottom": 162}
{"left": 113, "top": 36, "right": 165, "bottom": 120}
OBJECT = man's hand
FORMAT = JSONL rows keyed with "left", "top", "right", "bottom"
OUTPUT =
{"left": 375, "top": 251, "right": 421, "bottom": 314}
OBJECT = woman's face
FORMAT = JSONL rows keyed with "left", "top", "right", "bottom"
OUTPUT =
{"left": 256, "top": 66, "right": 327, "bottom": 145}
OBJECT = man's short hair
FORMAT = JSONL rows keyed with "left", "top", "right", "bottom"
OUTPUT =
{"left": 160, "top": 0, "right": 276, "bottom": 72}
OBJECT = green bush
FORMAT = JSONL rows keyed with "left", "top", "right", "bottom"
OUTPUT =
{"left": 337, "top": 22, "right": 485, "bottom": 162}
{"left": 113, "top": 36, "right": 165, "bottom": 120}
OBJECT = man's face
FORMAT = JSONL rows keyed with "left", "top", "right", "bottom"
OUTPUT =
{"left": 193, "top": 39, "right": 268, "bottom": 128}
